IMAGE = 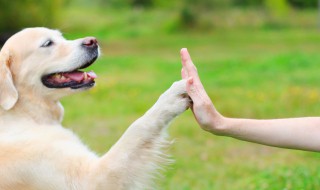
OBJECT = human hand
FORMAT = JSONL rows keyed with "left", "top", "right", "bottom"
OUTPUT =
{"left": 180, "top": 48, "right": 225, "bottom": 134}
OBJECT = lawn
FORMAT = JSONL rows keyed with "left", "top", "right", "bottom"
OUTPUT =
{"left": 59, "top": 7, "right": 320, "bottom": 190}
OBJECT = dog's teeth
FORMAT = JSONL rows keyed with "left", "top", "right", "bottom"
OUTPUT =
{"left": 84, "top": 72, "right": 88, "bottom": 80}
{"left": 61, "top": 76, "right": 66, "bottom": 80}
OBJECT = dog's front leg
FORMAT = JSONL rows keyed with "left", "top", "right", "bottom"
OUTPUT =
{"left": 88, "top": 80, "right": 189, "bottom": 190}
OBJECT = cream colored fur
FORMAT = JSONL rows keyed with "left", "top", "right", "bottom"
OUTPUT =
{"left": 0, "top": 27, "right": 189, "bottom": 190}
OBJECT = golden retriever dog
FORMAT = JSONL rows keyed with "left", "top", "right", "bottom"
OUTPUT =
{"left": 0, "top": 27, "right": 189, "bottom": 190}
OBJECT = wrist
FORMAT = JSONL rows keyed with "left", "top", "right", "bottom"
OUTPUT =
{"left": 207, "top": 112, "right": 229, "bottom": 136}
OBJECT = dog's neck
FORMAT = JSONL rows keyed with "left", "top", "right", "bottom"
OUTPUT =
{"left": 7, "top": 93, "right": 64, "bottom": 125}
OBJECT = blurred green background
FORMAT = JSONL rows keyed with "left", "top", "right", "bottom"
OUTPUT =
{"left": 1, "top": 0, "right": 320, "bottom": 189}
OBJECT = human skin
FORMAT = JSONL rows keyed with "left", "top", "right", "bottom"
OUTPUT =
{"left": 180, "top": 48, "right": 320, "bottom": 152}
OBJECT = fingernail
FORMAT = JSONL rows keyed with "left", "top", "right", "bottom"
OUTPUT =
{"left": 181, "top": 48, "right": 187, "bottom": 53}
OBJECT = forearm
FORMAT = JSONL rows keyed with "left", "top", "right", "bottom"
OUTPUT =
{"left": 217, "top": 117, "right": 320, "bottom": 152}
{"left": 180, "top": 48, "right": 320, "bottom": 152}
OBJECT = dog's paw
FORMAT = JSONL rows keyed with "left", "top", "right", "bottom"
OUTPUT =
{"left": 157, "top": 80, "right": 191, "bottom": 117}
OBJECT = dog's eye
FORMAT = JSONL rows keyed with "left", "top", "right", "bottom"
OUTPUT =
{"left": 41, "top": 40, "right": 54, "bottom": 47}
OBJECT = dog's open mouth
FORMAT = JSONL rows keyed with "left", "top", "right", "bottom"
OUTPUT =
{"left": 41, "top": 58, "right": 98, "bottom": 89}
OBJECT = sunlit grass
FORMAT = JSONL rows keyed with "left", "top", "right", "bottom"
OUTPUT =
{"left": 59, "top": 7, "right": 320, "bottom": 190}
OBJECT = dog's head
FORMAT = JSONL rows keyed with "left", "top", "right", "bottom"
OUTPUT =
{"left": 0, "top": 27, "right": 99, "bottom": 110}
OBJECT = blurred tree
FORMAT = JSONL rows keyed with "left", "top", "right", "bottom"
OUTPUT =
{"left": 287, "top": 0, "right": 317, "bottom": 9}
{"left": 263, "top": 0, "right": 291, "bottom": 29}
{"left": 233, "top": 0, "right": 317, "bottom": 9}
{"left": 131, "top": 0, "right": 153, "bottom": 7}
{"left": 179, "top": 6, "right": 197, "bottom": 29}
{"left": 0, "top": 0, "right": 65, "bottom": 45}
{"left": 96, "top": 0, "right": 153, "bottom": 8}
{"left": 177, "top": 0, "right": 233, "bottom": 30}
{"left": 98, "top": 0, "right": 128, "bottom": 8}
{"left": 233, "top": 0, "right": 264, "bottom": 7}
{"left": 265, "top": 0, "right": 290, "bottom": 16}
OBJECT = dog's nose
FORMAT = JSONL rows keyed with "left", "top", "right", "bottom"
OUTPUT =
{"left": 82, "top": 37, "right": 98, "bottom": 48}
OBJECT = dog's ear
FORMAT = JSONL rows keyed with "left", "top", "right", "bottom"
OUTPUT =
{"left": 0, "top": 50, "right": 18, "bottom": 110}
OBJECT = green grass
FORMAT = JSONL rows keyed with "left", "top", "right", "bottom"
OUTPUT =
{"left": 59, "top": 7, "right": 320, "bottom": 190}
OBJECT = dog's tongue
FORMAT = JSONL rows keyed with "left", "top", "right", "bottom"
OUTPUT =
{"left": 87, "top": 71, "right": 97, "bottom": 79}
{"left": 63, "top": 71, "right": 84, "bottom": 82}
{"left": 63, "top": 71, "right": 97, "bottom": 82}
